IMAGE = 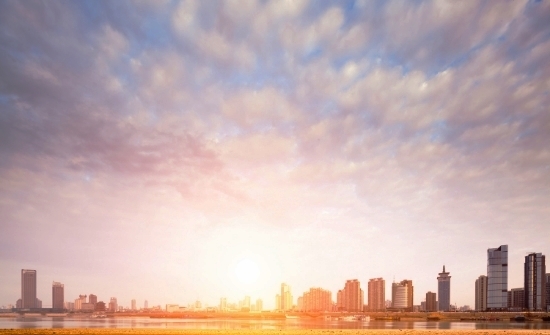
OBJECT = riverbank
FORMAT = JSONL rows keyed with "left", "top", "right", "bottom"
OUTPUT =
{"left": 1, "top": 330, "right": 550, "bottom": 335}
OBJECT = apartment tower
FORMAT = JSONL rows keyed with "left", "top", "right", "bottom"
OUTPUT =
{"left": 52, "top": 282, "right": 64, "bottom": 310}
{"left": 524, "top": 252, "right": 546, "bottom": 311}
{"left": 368, "top": 278, "right": 385, "bottom": 311}
{"left": 487, "top": 245, "right": 508, "bottom": 310}
{"left": 392, "top": 280, "right": 413, "bottom": 311}
{"left": 21, "top": 269, "right": 37, "bottom": 309}
{"left": 475, "top": 275, "right": 488, "bottom": 311}
{"left": 280, "top": 283, "right": 292, "bottom": 311}
{"left": 437, "top": 265, "right": 451, "bottom": 311}
{"left": 425, "top": 291, "right": 437, "bottom": 312}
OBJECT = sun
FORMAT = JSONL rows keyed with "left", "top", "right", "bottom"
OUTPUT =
{"left": 234, "top": 258, "right": 260, "bottom": 285}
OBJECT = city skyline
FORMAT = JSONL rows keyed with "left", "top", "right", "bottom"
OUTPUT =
{"left": 1, "top": 1, "right": 550, "bottom": 311}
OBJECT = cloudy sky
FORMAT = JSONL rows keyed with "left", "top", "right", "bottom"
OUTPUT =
{"left": 1, "top": 0, "right": 549, "bottom": 310}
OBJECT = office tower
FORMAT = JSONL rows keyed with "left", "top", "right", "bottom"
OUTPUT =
{"left": 437, "top": 265, "right": 451, "bottom": 311}
{"left": 475, "top": 275, "right": 488, "bottom": 311}
{"left": 131, "top": 299, "right": 136, "bottom": 311}
{"left": 219, "top": 297, "right": 227, "bottom": 311}
{"left": 280, "top": 283, "right": 292, "bottom": 311}
{"left": 426, "top": 292, "right": 437, "bottom": 312}
{"left": 144, "top": 300, "right": 148, "bottom": 310}
{"left": 392, "top": 280, "right": 413, "bottom": 311}
{"left": 21, "top": 269, "right": 37, "bottom": 309}
{"left": 109, "top": 297, "right": 118, "bottom": 312}
{"left": 300, "top": 287, "right": 332, "bottom": 312}
{"left": 89, "top": 294, "right": 97, "bottom": 305}
{"left": 52, "top": 282, "right": 64, "bottom": 310}
{"left": 256, "top": 298, "right": 263, "bottom": 312}
{"left": 508, "top": 288, "right": 524, "bottom": 310}
{"left": 487, "top": 245, "right": 508, "bottom": 310}
{"left": 524, "top": 253, "right": 546, "bottom": 311}
{"left": 368, "top": 278, "right": 385, "bottom": 311}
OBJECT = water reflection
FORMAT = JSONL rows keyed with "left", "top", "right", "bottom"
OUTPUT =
{"left": 1, "top": 317, "right": 549, "bottom": 330}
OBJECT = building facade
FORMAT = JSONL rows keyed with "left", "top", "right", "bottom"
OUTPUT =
{"left": 546, "top": 273, "right": 550, "bottom": 312}
{"left": 426, "top": 291, "right": 437, "bottom": 312}
{"left": 52, "top": 282, "right": 64, "bottom": 310}
{"left": 524, "top": 253, "right": 546, "bottom": 311}
{"left": 475, "top": 275, "right": 488, "bottom": 311}
{"left": 487, "top": 245, "right": 508, "bottom": 310}
{"left": 299, "top": 287, "right": 332, "bottom": 312}
{"left": 337, "top": 279, "right": 363, "bottom": 312}
{"left": 508, "top": 288, "right": 524, "bottom": 310}
{"left": 437, "top": 266, "right": 451, "bottom": 311}
{"left": 368, "top": 278, "right": 385, "bottom": 311}
{"left": 21, "top": 269, "right": 37, "bottom": 309}
{"left": 392, "top": 280, "right": 413, "bottom": 311}
{"left": 280, "top": 283, "right": 292, "bottom": 311}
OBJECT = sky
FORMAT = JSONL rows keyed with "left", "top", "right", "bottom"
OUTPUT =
{"left": 0, "top": 0, "right": 549, "bottom": 310}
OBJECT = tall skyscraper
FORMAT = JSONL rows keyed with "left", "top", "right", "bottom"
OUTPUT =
{"left": 524, "top": 252, "right": 546, "bottom": 311}
{"left": 487, "top": 245, "right": 508, "bottom": 310}
{"left": 109, "top": 297, "right": 117, "bottom": 312}
{"left": 256, "top": 298, "right": 263, "bottom": 312}
{"left": 52, "top": 282, "right": 64, "bottom": 310}
{"left": 437, "top": 265, "right": 451, "bottom": 311}
{"left": 131, "top": 299, "right": 137, "bottom": 311}
{"left": 475, "top": 275, "right": 488, "bottom": 311}
{"left": 219, "top": 297, "right": 227, "bottom": 311}
{"left": 392, "top": 280, "right": 413, "bottom": 311}
{"left": 21, "top": 269, "right": 37, "bottom": 309}
{"left": 280, "top": 283, "right": 292, "bottom": 311}
{"left": 425, "top": 291, "right": 437, "bottom": 312}
{"left": 368, "top": 278, "right": 385, "bottom": 311}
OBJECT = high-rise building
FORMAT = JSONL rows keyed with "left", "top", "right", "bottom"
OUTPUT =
{"left": 280, "top": 283, "right": 293, "bottom": 311}
{"left": 109, "top": 297, "right": 118, "bottom": 312}
{"left": 21, "top": 269, "right": 37, "bottom": 309}
{"left": 75, "top": 295, "right": 87, "bottom": 310}
{"left": 524, "top": 253, "right": 546, "bottom": 311}
{"left": 392, "top": 280, "right": 413, "bottom": 311}
{"left": 256, "top": 298, "right": 263, "bottom": 312}
{"left": 220, "top": 298, "right": 227, "bottom": 311}
{"left": 338, "top": 279, "right": 363, "bottom": 312}
{"left": 475, "top": 275, "right": 488, "bottom": 311}
{"left": 275, "top": 294, "right": 281, "bottom": 310}
{"left": 52, "top": 282, "right": 64, "bottom": 310}
{"left": 546, "top": 273, "right": 550, "bottom": 312}
{"left": 487, "top": 245, "right": 508, "bottom": 310}
{"left": 508, "top": 288, "right": 524, "bottom": 310}
{"left": 437, "top": 265, "right": 451, "bottom": 311}
{"left": 300, "top": 287, "right": 332, "bottom": 312}
{"left": 89, "top": 294, "right": 97, "bottom": 305}
{"left": 131, "top": 299, "right": 137, "bottom": 311}
{"left": 426, "top": 291, "right": 437, "bottom": 312}
{"left": 144, "top": 300, "right": 148, "bottom": 310}
{"left": 368, "top": 278, "right": 385, "bottom": 311}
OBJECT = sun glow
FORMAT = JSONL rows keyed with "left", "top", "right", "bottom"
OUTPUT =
{"left": 234, "top": 258, "right": 260, "bottom": 285}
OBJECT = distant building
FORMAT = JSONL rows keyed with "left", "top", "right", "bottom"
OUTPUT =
{"left": 426, "top": 291, "right": 437, "bottom": 312}
{"left": 487, "top": 245, "right": 508, "bottom": 310}
{"left": 337, "top": 279, "right": 363, "bottom": 312}
{"left": 368, "top": 278, "right": 385, "bottom": 311}
{"left": 109, "top": 297, "right": 117, "bottom": 312}
{"left": 524, "top": 253, "right": 546, "bottom": 311}
{"left": 392, "top": 280, "right": 413, "bottom": 311}
{"left": 75, "top": 295, "right": 87, "bottom": 310}
{"left": 219, "top": 297, "right": 227, "bottom": 311}
{"left": 546, "top": 273, "right": 550, "bottom": 312}
{"left": 300, "top": 287, "right": 332, "bottom": 312}
{"left": 95, "top": 301, "right": 106, "bottom": 312}
{"left": 475, "top": 275, "right": 488, "bottom": 311}
{"left": 52, "top": 282, "right": 64, "bottom": 310}
{"left": 166, "top": 304, "right": 179, "bottom": 312}
{"left": 21, "top": 269, "right": 37, "bottom": 309}
{"left": 89, "top": 294, "right": 97, "bottom": 305}
{"left": 275, "top": 294, "right": 281, "bottom": 310}
{"left": 144, "top": 300, "right": 148, "bottom": 310}
{"left": 131, "top": 299, "right": 137, "bottom": 311}
{"left": 508, "top": 288, "right": 524, "bottom": 310}
{"left": 35, "top": 298, "right": 42, "bottom": 308}
{"left": 64, "top": 301, "right": 74, "bottom": 311}
{"left": 280, "top": 283, "right": 292, "bottom": 311}
{"left": 256, "top": 298, "right": 263, "bottom": 312}
{"left": 437, "top": 266, "right": 451, "bottom": 311}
